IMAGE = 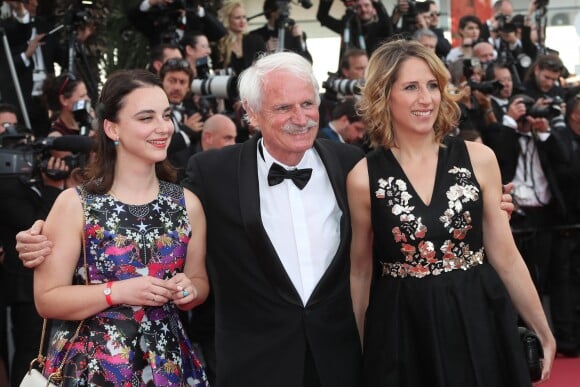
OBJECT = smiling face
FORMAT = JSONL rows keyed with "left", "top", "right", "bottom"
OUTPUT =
{"left": 388, "top": 57, "right": 441, "bottom": 138}
{"left": 246, "top": 71, "right": 319, "bottom": 166}
{"left": 107, "top": 86, "right": 174, "bottom": 165}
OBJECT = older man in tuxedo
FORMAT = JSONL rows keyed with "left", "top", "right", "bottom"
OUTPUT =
{"left": 182, "top": 52, "right": 364, "bottom": 387}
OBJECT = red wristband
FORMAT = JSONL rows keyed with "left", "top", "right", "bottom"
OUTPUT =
{"left": 104, "top": 281, "right": 114, "bottom": 306}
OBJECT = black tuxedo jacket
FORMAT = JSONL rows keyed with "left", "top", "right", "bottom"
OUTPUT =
{"left": 182, "top": 135, "right": 363, "bottom": 387}
{"left": 486, "top": 123, "right": 567, "bottom": 218}
{"left": 2, "top": 16, "right": 63, "bottom": 120}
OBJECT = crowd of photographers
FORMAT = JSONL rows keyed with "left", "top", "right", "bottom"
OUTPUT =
{"left": 0, "top": 0, "right": 579, "bottom": 385}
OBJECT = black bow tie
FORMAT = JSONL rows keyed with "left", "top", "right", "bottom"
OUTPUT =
{"left": 267, "top": 163, "right": 312, "bottom": 190}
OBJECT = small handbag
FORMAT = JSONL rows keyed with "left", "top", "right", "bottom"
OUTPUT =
{"left": 19, "top": 192, "right": 89, "bottom": 387}
{"left": 518, "top": 326, "right": 544, "bottom": 382}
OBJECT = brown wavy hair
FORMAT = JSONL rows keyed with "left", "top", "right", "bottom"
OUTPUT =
{"left": 358, "top": 39, "right": 460, "bottom": 149}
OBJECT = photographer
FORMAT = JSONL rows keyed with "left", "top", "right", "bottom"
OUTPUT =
{"left": 1, "top": 0, "right": 66, "bottom": 137}
{"left": 549, "top": 95, "right": 580, "bottom": 357}
{"left": 126, "top": 0, "right": 226, "bottom": 46}
{"left": 421, "top": 0, "right": 451, "bottom": 59}
{"left": 181, "top": 31, "right": 212, "bottom": 78}
{"left": 0, "top": 103, "right": 69, "bottom": 387}
{"left": 486, "top": 93, "right": 569, "bottom": 311}
{"left": 452, "top": 57, "right": 502, "bottom": 137}
{"left": 484, "top": 60, "right": 515, "bottom": 123}
{"left": 159, "top": 58, "right": 205, "bottom": 180}
{"left": 523, "top": 53, "right": 566, "bottom": 101}
{"left": 43, "top": 73, "right": 93, "bottom": 189}
{"left": 480, "top": 0, "right": 513, "bottom": 44}
{"left": 445, "top": 15, "right": 482, "bottom": 64}
{"left": 317, "top": 0, "right": 393, "bottom": 56}
{"left": 493, "top": 11, "right": 538, "bottom": 84}
{"left": 250, "top": 0, "right": 312, "bottom": 62}
{"left": 391, "top": 0, "right": 431, "bottom": 38}
{"left": 319, "top": 48, "right": 367, "bottom": 128}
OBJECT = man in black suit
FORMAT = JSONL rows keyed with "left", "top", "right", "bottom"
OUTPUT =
{"left": 181, "top": 51, "right": 363, "bottom": 387}
{"left": 486, "top": 94, "right": 568, "bottom": 302}
{"left": 125, "top": 0, "right": 226, "bottom": 46}
{"left": 249, "top": 0, "right": 312, "bottom": 62}
{"left": 0, "top": 103, "right": 67, "bottom": 386}
{"left": 1, "top": 0, "right": 64, "bottom": 136}
{"left": 317, "top": 0, "right": 393, "bottom": 57}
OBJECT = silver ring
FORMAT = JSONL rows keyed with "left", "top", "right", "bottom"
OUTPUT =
{"left": 182, "top": 289, "right": 189, "bottom": 297}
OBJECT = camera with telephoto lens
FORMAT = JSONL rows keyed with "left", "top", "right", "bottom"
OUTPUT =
{"left": 322, "top": 74, "right": 364, "bottom": 96}
{"left": 191, "top": 75, "right": 239, "bottom": 100}
{"left": 0, "top": 127, "right": 94, "bottom": 182}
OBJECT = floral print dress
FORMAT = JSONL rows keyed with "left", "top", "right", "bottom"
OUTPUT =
{"left": 43, "top": 181, "right": 209, "bottom": 387}
{"left": 362, "top": 136, "right": 531, "bottom": 387}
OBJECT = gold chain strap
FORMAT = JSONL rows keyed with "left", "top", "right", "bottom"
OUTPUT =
{"left": 32, "top": 187, "right": 90, "bottom": 385}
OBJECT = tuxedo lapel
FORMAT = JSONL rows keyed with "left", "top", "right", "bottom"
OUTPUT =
{"left": 238, "top": 135, "right": 302, "bottom": 306}
{"left": 306, "top": 139, "right": 351, "bottom": 307}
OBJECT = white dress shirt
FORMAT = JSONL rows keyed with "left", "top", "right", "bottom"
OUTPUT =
{"left": 502, "top": 115, "right": 552, "bottom": 207}
{"left": 258, "top": 139, "right": 342, "bottom": 305}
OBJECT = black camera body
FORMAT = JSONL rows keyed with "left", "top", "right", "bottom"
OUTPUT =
{"left": 520, "top": 95, "right": 562, "bottom": 120}
{"left": 72, "top": 99, "right": 94, "bottom": 136}
{"left": 0, "top": 130, "right": 93, "bottom": 181}
{"left": 469, "top": 80, "right": 504, "bottom": 95}
{"left": 535, "top": 0, "right": 549, "bottom": 9}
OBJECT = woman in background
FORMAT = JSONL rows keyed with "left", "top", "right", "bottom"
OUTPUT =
{"left": 214, "top": 1, "right": 265, "bottom": 76}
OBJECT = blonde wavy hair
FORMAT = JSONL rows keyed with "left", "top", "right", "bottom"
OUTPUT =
{"left": 217, "top": 1, "right": 245, "bottom": 70}
{"left": 358, "top": 39, "right": 460, "bottom": 149}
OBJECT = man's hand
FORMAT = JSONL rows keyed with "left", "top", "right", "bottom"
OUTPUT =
{"left": 501, "top": 182, "right": 515, "bottom": 219}
{"left": 15, "top": 220, "right": 51, "bottom": 269}
{"left": 25, "top": 34, "right": 45, "bottom": 59}
{"left": 184, "top": 112, "right": 203, "bottom": 132}
{"left": 41, "top": 156, "right": 69, "bottom": 189}
{"left": 507, "top": 97, "right": 526, "bottom": 121}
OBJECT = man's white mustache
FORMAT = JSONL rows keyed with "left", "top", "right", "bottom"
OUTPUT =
{"left": 282, "top": 119, "right": 318, "bottom": 134}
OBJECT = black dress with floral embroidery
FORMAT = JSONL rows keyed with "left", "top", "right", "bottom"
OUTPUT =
{"left": 363, "top": 136, "right": 531, "bottom": 386}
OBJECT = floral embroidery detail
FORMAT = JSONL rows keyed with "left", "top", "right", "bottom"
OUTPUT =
{"left": 378, "top": 165, "right": 484, "bottom": 279}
